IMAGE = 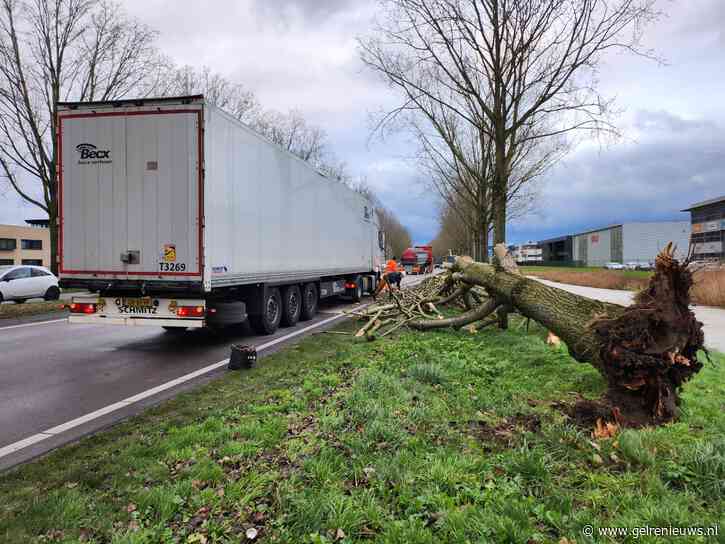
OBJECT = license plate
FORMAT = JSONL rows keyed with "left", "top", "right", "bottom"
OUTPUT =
{"left": 115, "top": 297, "right": 159, "bottom": 314}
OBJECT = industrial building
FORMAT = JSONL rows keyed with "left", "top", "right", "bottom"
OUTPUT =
{"left": 571, "top": 222, "right": 690, "bottom": 267}
{"left": 538, "top": 235, "right": 574, "bottom": 264}
{"left": 682, "top": 195, "right": 725, "bottom": 261}
{"left": 0, "top": 221, "right": 50, "bottom": 267}
{"left": 509, "top": 242, "right": 543, "bottom": 264}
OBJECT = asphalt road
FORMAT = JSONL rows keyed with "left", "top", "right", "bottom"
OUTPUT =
{"left": 0, "top": 274, "right": 432, "bottom": 470}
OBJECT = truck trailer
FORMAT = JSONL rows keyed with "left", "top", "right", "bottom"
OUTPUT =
{"left": 401, "top": 245, "right": 433, "bottom": 275}
{"left": 58, "top": 95, "right": 384, "bottom": 334}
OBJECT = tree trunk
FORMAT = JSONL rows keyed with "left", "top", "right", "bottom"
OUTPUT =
{"left": 449, "top": 245, "right": 705, "bottom": 425}
{"left": 48, "top": 210, "right": 59, "bottom": 276}
{"left": 492, "top": 132, "right": 507, "bottom": 245}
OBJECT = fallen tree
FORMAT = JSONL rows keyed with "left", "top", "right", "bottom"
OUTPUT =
{"left": 353, "top": 243, "right": 706, "bottom": 426}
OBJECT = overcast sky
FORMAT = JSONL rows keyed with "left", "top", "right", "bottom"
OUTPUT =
{"left": 1, "top": 0, "right": 723, "bottom": 245}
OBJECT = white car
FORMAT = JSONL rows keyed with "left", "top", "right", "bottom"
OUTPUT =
{"left": 0, "top": 265, "right": 60, "bottom": 303}
{"left": 604, "top": 262, "right": 625, "bottom": 270}
{"left": 624, "top": 262, "right": 640, "bottom": 270}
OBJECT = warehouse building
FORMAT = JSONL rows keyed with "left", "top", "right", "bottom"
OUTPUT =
{"left": 572, "top": 222, "right": 690, "bottom": 267}
{"left": 0, "top": 221, "right": 50, "bottom": 267}
{"left": 509, "top": 242, "right": 543, "bottom": 264}
{"left": 538, "top": 235, "right": 574, "bottom": 264}
{"left": 682, "top": 195, "right": 725, "bottom": 261}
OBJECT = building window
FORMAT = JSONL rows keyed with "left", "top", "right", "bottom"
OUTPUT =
{"left": 0, "top": 259, "right": 14, "bottom": 265}
{"left": 21, "top": 239, "right": 42, "bottom": 250}
{"left": 21, "top": 259, "right": 43, "bottom": 266}
{"left": 0, "top": 238, "right": 17, "bottom": 251}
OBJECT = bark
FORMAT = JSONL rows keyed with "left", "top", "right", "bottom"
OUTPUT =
{"left": 411, "top": 298, "right": 498, "bottom": 331}
{"left": 448, "top": 244, "right": 705, "bottom": 425}
{"left": 49, "top": 219, "right": 59, "bottom": 276}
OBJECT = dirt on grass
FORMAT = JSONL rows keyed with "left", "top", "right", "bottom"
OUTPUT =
{"left": 552, "top": 394, "right": 652, "bottom": 430}
{"left": 470, "top": 413, "right": 542, "bottom": 448}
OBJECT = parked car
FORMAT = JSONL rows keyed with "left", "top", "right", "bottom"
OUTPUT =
{"left": 604, "top": 262, "right": 625, "bottom": 270}
{"left": 0, "top": 265, "right": 60, "bottom": 303}
{"left": 624, "top": 262, "right": 640, "bottom": 270}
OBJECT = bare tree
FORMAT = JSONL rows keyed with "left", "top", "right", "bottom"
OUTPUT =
{"left": 412, "top": 94, "right": 562, "bottom": 261}
{"left": 377, "top": 206, "right": 412, "bottom": 258}
{"left": 251, "top": 109, "right": 328, "bottom": 167}
{"left": 431, "top": 199, "right": 474, "bottom": 259}
{"left": 154, "top": 66, "right": 346, "bottom": 181}
{"left": 360, "top": 0, "right": 660, "bottom": 245}
{"left": 155, "top": 65, "right": 261, "bottom": 124}
{"left": 0, "top": 0, "right": 163, "bottom": 272}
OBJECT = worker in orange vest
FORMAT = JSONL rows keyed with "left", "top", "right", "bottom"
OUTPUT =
{"left": 374, "top": 256, "right": 402, "bottom": 298}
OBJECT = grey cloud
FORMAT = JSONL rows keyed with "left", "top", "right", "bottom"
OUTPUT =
{"left": 509, "top": 109, "right": 725, "bottom": 243}
{"left": 255, "top": 0, "right": 360, "bottom": 24}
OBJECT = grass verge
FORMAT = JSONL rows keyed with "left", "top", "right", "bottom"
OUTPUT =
{"left": 525, "top": 266, "right": 725, "bottom": 307}
{"left": 1, "top": 320, "right": 723, "bottom": 543}
{"left": 0, "top": 300, "right": 67, "bottom": 320}
{"left": 524, "top": 266, "right": 651, "bottom": 292}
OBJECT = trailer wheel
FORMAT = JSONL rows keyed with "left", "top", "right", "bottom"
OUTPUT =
{"left": 250, "top": 288, "right": 282, "bottom": 335}
{"left": 300, "top": 283, "right": 318, "bottom": 321}
{"left": 281, "top": 285, "right": 302, "bottom": 327}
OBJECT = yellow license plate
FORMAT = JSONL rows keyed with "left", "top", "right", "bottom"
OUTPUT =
{"left": 122, "top": 297, "right": 153, "bottom": 309}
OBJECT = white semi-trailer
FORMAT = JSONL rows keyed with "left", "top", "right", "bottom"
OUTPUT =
{"left": 58, "top": 95, "right": 384, "bottom": 334}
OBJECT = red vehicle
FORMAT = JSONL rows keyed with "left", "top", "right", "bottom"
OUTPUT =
{"left": 401, "top": 245, "right": 433, "bottom": 275}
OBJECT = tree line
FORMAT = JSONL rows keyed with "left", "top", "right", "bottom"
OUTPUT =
{"left": 359, "top": 0, "right": 659, "bottom": 262}
{"left": 0, "top": 0, "right": 412, "bottom": 272}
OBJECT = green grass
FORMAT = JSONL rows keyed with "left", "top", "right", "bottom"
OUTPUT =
{"left": 1, "top": 319, "right": 723, "bottom": 543}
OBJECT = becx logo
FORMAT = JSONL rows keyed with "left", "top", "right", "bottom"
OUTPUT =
{"left": 76, "top": 143, "right": 110, "bottom": 160}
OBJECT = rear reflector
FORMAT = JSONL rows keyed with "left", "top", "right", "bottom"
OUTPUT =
{"left": 70, "top": 302, "right": 97, "bottom": 314}
{"left": 177, "top": 306, "right": 205, "bottom": 318}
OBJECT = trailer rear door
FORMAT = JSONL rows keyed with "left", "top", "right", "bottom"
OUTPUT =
{"left": 59, "top": 107, "right": 202, "bottom": 279}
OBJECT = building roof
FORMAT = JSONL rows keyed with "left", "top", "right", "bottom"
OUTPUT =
{"left": 681, "top": 195, "right": 725, "bottom": 212}
{"left": 25, "top": 219, "right": 49, "bottom": 228}
{"left": 538, "top": 235, "right": 572, "bottom": 244}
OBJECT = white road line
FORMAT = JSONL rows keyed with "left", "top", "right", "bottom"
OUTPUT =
{"left": 0, "top": 433, "right": 53, "bottom": 458}
{"left": 0, "top": 312, "right": 348, "bottom": 461}
{"left": 0, "top": 318, "right": 67, "bottom": 331}
{"left": 0, "top": 276, "right": 436, "bottom": 461}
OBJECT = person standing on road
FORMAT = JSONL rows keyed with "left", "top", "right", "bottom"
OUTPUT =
{"left": 373, "top": 256, "right": 402, "bottom": 298}
{"left": 386, "top": 256, "right": 402, "bottom": 289}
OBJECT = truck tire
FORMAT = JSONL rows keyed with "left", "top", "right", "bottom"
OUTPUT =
{"left": 250, "top": 288, "right": 282, "bottom": 335}
{"left": 350, "top": 275, "right": 363, "bottom": 302}
{"left": 300, "top": 283, "right": 318, "bottom": 321}
{"left": 281, "top": 285, "right": 302, "bottom": 327}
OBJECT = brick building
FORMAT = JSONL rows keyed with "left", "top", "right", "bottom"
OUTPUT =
{"left": 0, "top": 222, "right": 51, "bottom": 267}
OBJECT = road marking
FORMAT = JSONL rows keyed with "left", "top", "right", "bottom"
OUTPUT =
{"left": 0, "top": 312, "right": 347, "bottom": 461}
{"left": 0, "top": 274, "right": 436, "bottom": 462}
{"left": 0, "top": 318, "right": 67, "bottom": 331}
{"left": 0, "top": 433, "right": 54, "bottom": 458}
